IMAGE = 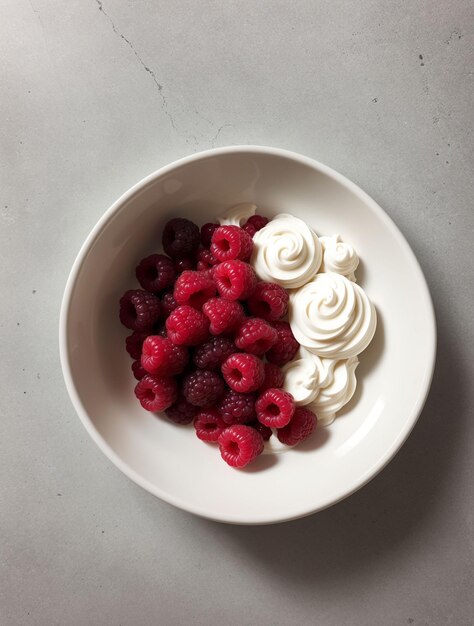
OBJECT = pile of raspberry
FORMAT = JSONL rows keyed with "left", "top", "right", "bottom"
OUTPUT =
{"left": 119, "top": 214, "right": 317, "bottom": 468}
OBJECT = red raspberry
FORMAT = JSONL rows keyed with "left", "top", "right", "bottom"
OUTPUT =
{"left": 134, "top": 374, "right": 177, "bottom": 411}
{"left": 194, "top": 408, "right": 227, "bottom": 442}
{"left": 211, "top": 225, "right": 253, "bottom": 262}
{"left": 277, "top": 407, "right": 317, "bottom": 446}
{"left": 119, "top": 290, "right": 161, "bottom": 331}
{"left": 141, "top": 335, "right": 188, "bottom": 376}
{"left": 174, "top": 257, "right": 196, "bottom": 273}
{"left": 200, "top": 223, "right": 219, "bottom": 247}
{"left": 213, "top": 260, "right": 257, "bottom": 301}
{"left": 218, "top": 390, "right": 256, "bottom": 424}
{"left": 260, "top": 362, "right": 284, "bottom": 391}
{"left": 165, "top": 395, "right": 199, "bottom": 425}
{"left": 162, "top": 217, "right": 200, "bottom": 259}
{"left": 182, "top": 369, "right": 225, "bottom": 407}
{"left": 249, "top": 420, "right": 273, "bottom": 441}
{"left": 266, "top": 321, "right": 299, "bottom": 366}
{"left": 218, "top": 425, "right": 264, "bottom": 468}
{"left": 234, "top": 317, "right": 278, "bottom": 355}
{"left": 202, "top": 297, "right": 245, "bottom": 335}
{"left": 166, "top": 305, "right": 209, "bottom": 346}
{"left": 125, "top": 331, "right": 149, "bottom": 360}
{"left": 242, "top": 222, "right": 257, "bottom": 237}
{"left": 173, "top": 270, "right": 216, "bottom": 310}
{"left": 131, "top": 360, "right": 147, "bottom": 380}
{"left": 221, "top": 353, "right": 265, "bottom": 393}
{"left": 246, "top": 214, "right": 269, "bottom": 231}
{"left": 255, "top": 388, "right": 295, "bottom": 428}
{"left": 193, "top": 336, "right": 236, "bottom": 370}
{"left": 161, "top": 290, "right": 179, "bottom": 317}
{"left": 247, "top": 282, "right": 289, "bottom": 322}
{"left": 135, "top": 254, "right": 175, "bottom": 293}
{"left": 196, "top": 247, "right": 219, "bottom": 272}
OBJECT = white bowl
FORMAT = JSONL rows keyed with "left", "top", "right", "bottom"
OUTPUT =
{"left": 59, "top": 146, "right": 436, "bottom": 525}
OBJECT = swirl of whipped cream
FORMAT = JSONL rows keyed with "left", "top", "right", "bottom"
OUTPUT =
{"left": 282, "top": 347, "right": 333, "bottom": 405}
{"left": 320, "top": 234, "right": 359, "bottom": 281}
{"left": 308, "top": 357, "right": 358, "bottom": 426}
{"left": 217, "top": 203, "right": 257, "bottom": 226}
{"left": 251, "top": 214, "right": 322, "bottom": 289}
{"left": 289, "top": 272, "right": 376, "bottom": 359}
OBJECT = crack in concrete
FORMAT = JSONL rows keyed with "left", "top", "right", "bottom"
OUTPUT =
{"left": 211, "top": 124, "right": 233, "bottom": 147}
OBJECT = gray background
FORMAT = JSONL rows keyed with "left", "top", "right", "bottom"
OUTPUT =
{"left": 1, "top": 0, "right": 473, "bottom": 624}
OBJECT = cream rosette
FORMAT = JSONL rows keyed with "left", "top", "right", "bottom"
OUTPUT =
{"left": 319, "top": 234, "right": 359, "bottom": 281}
{"left": 217, "top": 203, "right": 257, "bottom": 226}
{"left": 308, "top": 357, "right": 359, "bottom": 426}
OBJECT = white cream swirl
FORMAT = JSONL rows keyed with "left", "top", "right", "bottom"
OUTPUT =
{"left": 282, "top": 347, "right": 332, "bottom": 405}
{"left": 217, "top": 203, "right": 257, "bottom": 226}
{"left": 320, "top": 234, "right": 359, "bottom": 281}
{"left": 251, "top": 214, "right": 322, "bottom": 289}
{"left": 289, "top": 272, "right": 376, "bottom": 359}
{"left": 307, "top": 357, "right": 359, "bottom": 426}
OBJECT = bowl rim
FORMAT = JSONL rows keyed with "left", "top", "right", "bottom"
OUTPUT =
{"left": 59, "top": 145, "right": 437, "bottom": 525}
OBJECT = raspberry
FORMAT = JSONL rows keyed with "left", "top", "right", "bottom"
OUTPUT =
{"left": 218, "top": 390, "right": 256, "bottom": 424}
{"left": 166, "top": 305, "right": 209, "bottom": 346}
{"left": 266, "top": 321, "right": 299, "bottom": 366}
{"left": 221, "top": 353, "right": 265, "bottom": 393}
{"left": 141, "top": 335, "right": 188, "bottom": 376}
{"left": 249, "top": 420, "right": 273, "bottom": 441}
{"left": 134, "top": 375, "right": 177, "bottom": 412}
{"left": 277, "top": 407, "right": 317, "bottom": 446}
{"left": 182, "top": 369, "right": 225, "bottom": 407}
{"left": 196, "top": 247, "right": 219, "bottom": 272}
{"left": 260, "top": 362, "right": 284, "bottom": 391}
{"left": 154, "top": 324, "right": 168, "bottom": 337}
{"left": 234, "top": 318, "right": 278, "bottom": 355}
{"left": 247, "top": 282, "right": 289, "bottom": 322}
{"left": 136, "top": 254, "right": 175, "bottom": 293}
{"left": 242, "top": 222, "right": 257, "bottom": 237}
{"left": 193, "top": 336, "right": 236, "bottom": 370}
{"left": 213, "top": 260, "right": 257, "bottom": 301}
{"left": 218, "top": 425, "right": 264, "bottom": 468}
{"left": 125, "top": 331, "right": 149, "bottom": 360}
{"left": 194, "top": 408, "right": 227, "bottom": 442}
{"left": 246, "top": 214, "right": 269, "bottom": 231}
{"left": 162, "top": 217, "right": 200, "bottom": 259}
{"left": 255, "top": 388, "right": 295, "bottom": 428}
{"left": 119, "top": 290, "right": 161, "bottom": 331}
{"left": 211, "top": 225, "right": 253, "bottom": 262}
{"left": 174, "top": 270, "right": 216, "bottom": 310}
{"left": 161, "top": 290, "right": 179, "bottom": 317}
{"left": 174, "top": 257, "right": 195, "bottom": 273}
{"left": 165, "top": 395, "right": 199, "bottom": 425}
{"left": 132, "top": 360, "right": 147, "bottom": 380}
{"left": 200, "top": 223, "right": 219, "bottom": 247}
{"left": 202, "top": 297, "right": 245, "bottom": 335}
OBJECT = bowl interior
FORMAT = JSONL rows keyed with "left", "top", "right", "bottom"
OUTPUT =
{"left": 62, "top": 148, "right": 435, "bottom": 524}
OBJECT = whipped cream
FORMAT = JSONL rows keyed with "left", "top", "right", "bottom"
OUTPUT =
{"left": 320, "top": 234, "right": 359, "bottom": 281}
{"left": 308, "top": 357, "right": 359, "bottom": 426}
{"left": 217, "top": 203, "right": 257, "bottom": 226}
{"left": 289, "top": 272, "right": 376, "bottom": 359}
{"left": 251, "top": 214, "right": 322, "bottom": 289}
{"left": 282, "top": 347, "right": 332, "bottom": 405}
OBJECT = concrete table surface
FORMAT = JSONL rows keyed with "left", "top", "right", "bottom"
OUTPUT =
{"left": 1, "top": 1, "right": 473, "bottom": 624}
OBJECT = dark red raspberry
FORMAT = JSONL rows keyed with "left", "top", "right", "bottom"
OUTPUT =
{"left": 200, "top": 223, "right": 219, "bottom": 247}
{"left": 174, "top": 270, "right": 216, "bottom": 309}
{"left": 166, "top": 305, "right": 209, "bottom": 346}
{"left": 141, "top": 335, "right": 188, "bottom": 376}
{"left": 202, "top": 297, "right": 245, "bottom": 335}
{"left": 134, "top": 374, "right": 177, "bottom": 412}
{"left": 242, "top": 222, "right": 257, "bottom": 237}
{"left": 260, "top": 362, "right": 284, "bottom": 391}
{"left": 221, "top": 353, "right": 265, "bottom": 393}
{"left": 277, "top": 407, "right": 317, "bottom": 446}
{"left": 218, "top": 390, "right": 256, "bottom": 424}
{"left": 249, "top": 420, "right": 273, "bottom": 441}
{"left": 162, "top": 217, "right": 200, "bottom": 259}
{"left": 174, "top": 257, "right": 195, "bottom": 273}
{"left": 193, "top": 336, "right": 236, "bottom": 370}
{"left": 125, "top": 331, "right": 149, "bottom": 360}
{"left": 161, "top": 290, "right": 179, "bottom": 317}
{"left": 211, "top": 225, "right": 253, "bottom": 262}
{"left": 247, "top": 282, "right": 289, "bottom": 322}
{"left": 182, "top": 369, "right": 225, "bottom": 407}
{"left": 266, "top": 321, "right": 299, "bottom": 366}
{"left": 132, "top": 360, "right": 147, "bottom": 380}
{"left": 213, "top": 260, "right": 257, "bottom": 301}
{"left": 196, "top": 247, "right": 219, "bottom": 272}
{"left": 234, "top": 318, "right": 278, "bottom": 355}
{"left": 165, "top": 395, "right": 199, "bottom": 425}
{"left": 246, "top": 214, "right": 269, "bottom": 231}
{"left": 256, "top": 388, "right": 295, "bottom": 428}
{"left": 218, "top": 425, "right": 264, "bottom": 468}
{"left": 119, "top": 290, "right": 161, "bottom": 331}
{"left": 194, "top": 408, "right": 227, "bottom": 442}
{"left": 135, "top": 254, "right": 176, "bottom": 293}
